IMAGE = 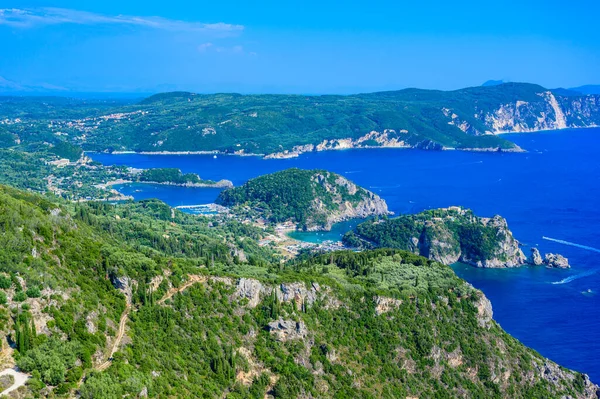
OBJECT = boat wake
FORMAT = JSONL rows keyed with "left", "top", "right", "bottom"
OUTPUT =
{"left": 542, "top": 236, "right": 600, "bottom": 254}
{"left": 369, "top": 184, "right": 402, "bottom": 189}
{"left": 551, "top": 270, "right": 597, "bottom": 285}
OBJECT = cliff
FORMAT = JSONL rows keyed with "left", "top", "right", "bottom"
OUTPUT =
{"left": 343, "top": 207, "right": 527, "bottom": 268}
{"left": 216, "top": 168, "right": 390, "bottom": 230}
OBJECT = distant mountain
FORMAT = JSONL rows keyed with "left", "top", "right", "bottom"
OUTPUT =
{"left": 481, "top": 79, "right": 505, "bottom": 87}
{"left": 570, "top": 85, "right": 600, "bottom": 95}
{"left": 0, "top": 75, "right": 68, "bottom": 94}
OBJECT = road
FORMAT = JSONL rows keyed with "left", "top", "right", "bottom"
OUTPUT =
{"left": 96, "top": 301, "right": 131, "bottom": 372}
{"left": 157, "top": 275, "right": 206, "bottom": 304}
{"left": 0, "top": 368, "right": 29, "bottom": 396}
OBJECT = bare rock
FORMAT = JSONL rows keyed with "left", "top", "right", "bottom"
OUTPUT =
{"left": 267, "top": 319, "right": 308, "bottom": 341}
{"left": 475, "top": 293, "right": 493, "bottom": 329}
{"left": 544, "top": 253, "right": 570, "bottom": 269}
{"left": 529, "top": 247, "right": 544, "bottom": 265}
{"left": 374, "top": 296, "right": 402, "bottom": 316}
{"left": 234, "top": 278, "right": 265, "bottom": 308}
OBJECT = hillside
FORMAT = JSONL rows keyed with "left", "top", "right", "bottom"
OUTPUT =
{"left": 343, "top": 207, "right": 528, "bottom": 268}
{"left": 0, "top": 186, "right": 597, "bottom": 397}
{"left": 0, "top": 83, "right": 598, "bottom": 158}
{"left": 216, "top": 168, "right": 389, "bottom": 230}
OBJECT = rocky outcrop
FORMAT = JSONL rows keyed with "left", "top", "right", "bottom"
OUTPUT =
{"left": 267, "top": 319, "right": 308, "bottom": 341}
{"left": 346, "top": 207, "right": 527, "bottom": 268}
{"left": 264, "top": 130, "right": 410, "bottom": 159}
{"left": 233, "top": 278, "right": 265, "bottom": 308}
{"left": 529, "top": 248, "right": 544, "bottom": 265}
{"left": 374, "top": 296, "right": 403, "bottom": 315}
{"left": 480, "top": 91, "right": 599, "bottom": 134}
{"left": 463, "top": 215, "right": 527, "bottom": 268}
{"left": 544, "top": 253, "right": 570, "bottom": 269}
{"left": 475, "top": 292, "right": 494, "bottom": 329}
{"left": 308, "top": 172, "right": 390, "bottom": 231}
{"left": 534, "top": 360, "right": 599, "bottom": 399}
{"left": 526, "top": 249, "right": 570, "bottom": 268}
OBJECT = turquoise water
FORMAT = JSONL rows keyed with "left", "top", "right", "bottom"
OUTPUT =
{"left": 91, "top": 128, "right": 600, "bottom": 380}
{"left": 287, "top": 218, "right": 366, "bottom": 243}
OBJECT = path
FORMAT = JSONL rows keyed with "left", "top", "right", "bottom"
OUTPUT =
{"left": 0, "top": 368, "right": 29, "bottom": 397}
{"left": 157, "top": 275, "right": 206, "bottom": 304}
{"left": 96, "top": 301, "right": 131, "bottom": 372}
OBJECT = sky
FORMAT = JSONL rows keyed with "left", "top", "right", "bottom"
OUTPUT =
{"left": 0, "top": 0, "right": 599, "bottom": 94}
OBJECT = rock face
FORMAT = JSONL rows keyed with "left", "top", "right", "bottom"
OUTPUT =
{"left": 267, "top": 319, "right": 308, "bottom": 341}
{"left": 480, "top": 91, "right": 599, "bottom": 134}
{"left": 462, "top": 215, "right": 527, "bottom": 268}
{"left": 264, "top": 129, "right": 410, "bottom": 159}
{"left": 475, "top": 292, "right": 494, "bottom": 329}
{"left": 310, "top": 172, "right": 390, "bottom": 231}
{"left": 544, "top": 253, "right": 570, "bottom": 269}
{"left": 529, "top": 248, "right": 544, "bottom": 265}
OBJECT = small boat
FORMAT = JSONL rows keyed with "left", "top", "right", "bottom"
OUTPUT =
{"left": 213, "top": 155, "right": 217, "bottom": 159}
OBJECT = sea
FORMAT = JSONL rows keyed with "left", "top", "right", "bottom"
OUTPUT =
{"left": 91, "top": 128, "right": 600, "bottom": 380}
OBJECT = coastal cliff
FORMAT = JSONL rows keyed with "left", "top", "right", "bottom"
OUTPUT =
{"left": 216, "top": 168, "right": 390, "bottom": 231}
{"left": 343, "top": 207, "right": 528, "bottom": 268}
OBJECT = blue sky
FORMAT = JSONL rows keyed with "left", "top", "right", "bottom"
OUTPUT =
{"left": 0, "top": 0, "right": 598, "bottom": 94}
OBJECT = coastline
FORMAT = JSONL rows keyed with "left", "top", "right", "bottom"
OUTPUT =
{"left": 98, "top": 179, "right": 233, "bottom": 189}
{"left": 89, "top": 143, "right": 525, "bottom": 161}
{"left": 84, "top": 125, "right": 600, "bottom": 160}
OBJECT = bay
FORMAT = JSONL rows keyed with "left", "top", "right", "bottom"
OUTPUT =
{"left": 91, "top": 128, "right": 600, "bottom": 380}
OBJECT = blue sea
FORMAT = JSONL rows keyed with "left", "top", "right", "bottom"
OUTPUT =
{"left": 92, "top": 128, "right": 600, "bottom": 380}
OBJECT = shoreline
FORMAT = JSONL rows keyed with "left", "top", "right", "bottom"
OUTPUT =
{"left": 493, "top": 124, "right": 599, "bottom": 135}
{"left": 83, "top": 125, "right": 600, "bottom": 160}
{"left": 88, "top": 143, "right": 526, "bottom": 160}
{"left": 97, "top": 179, "right": 233, "bottom": 189}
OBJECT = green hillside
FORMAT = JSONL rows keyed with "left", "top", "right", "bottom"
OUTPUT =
{"left": 1, "top": 83, "right": 598, "bottom": 157}
{"left": 216, "top": 168, "right": 389, "bottom": 230}
{"left": 0, "top": 184, "right": 596, "bottom": 397}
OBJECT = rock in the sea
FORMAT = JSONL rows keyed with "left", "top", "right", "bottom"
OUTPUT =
{"left": 544, "top": 253, "right": 570, "bottom": 269}
{"left": 529, "top": 247, "right": 544, "bottom": 266}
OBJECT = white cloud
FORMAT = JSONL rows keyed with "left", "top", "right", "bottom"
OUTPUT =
{"left": 198, "top": 42, "right": 213, "bottom": 52}
{"left": 207, "top": 45, "right": 255, "bottom": 56}
{"left": 0, "top": 7, "right": 244, "bottom": 34}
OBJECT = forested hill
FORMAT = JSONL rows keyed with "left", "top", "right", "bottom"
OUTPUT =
{"left": 0, "top": 184, "right": 597, "bottom": 398}
{"left": 216, "top": 168, "right": 389, "bottom": 230}
{"left": 0, "top": 82, "right": 598, "bottom": 157}
{"left": 343, "top": 207, "right": 528, "bottom": 268}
